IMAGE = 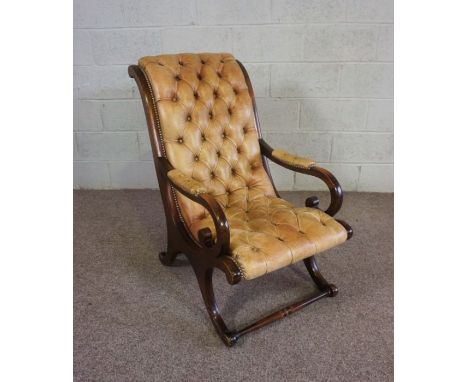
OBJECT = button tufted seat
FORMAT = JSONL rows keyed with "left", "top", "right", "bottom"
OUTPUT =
{"left": 189, "top": 193, "right": 346, "bottom": 280}
{"left": 138, "top": 52, "right": 348, "bottom": 280}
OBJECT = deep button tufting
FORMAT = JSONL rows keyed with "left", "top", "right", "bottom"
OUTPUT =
{"left": 231, "top": 168, "right": 236, "bottom": 175}
{"left": 217, "top": 72, "right": 222, "bottom": 78}
{"left": 188, "top": 194, "right": 348, "bottom": 280}
{"left": 222, "top": 132, "right": 226, "bottom": 139}
{"left": 220, "top": 59, "right": 225, "bottom": 63}
{"left": 179, "top": 61, "right": 184, "bottom": 66}
{"left": 228, "top": 108, "right": 232, "bottom": 115}
{"left": 186, "top": 115, "right": 192, "bottom": 121}
{"left": 175, "top": 75, "right": 181, "bottom": 81}
{"left": 213, "top": 90, "right": 218, "bottom": 98}
{"left": 138, "top": 53, "right": 348, "bottom": 281}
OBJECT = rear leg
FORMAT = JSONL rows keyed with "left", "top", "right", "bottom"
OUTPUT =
{"left": 159, "top": 240, "right": 180, "bottom": 266}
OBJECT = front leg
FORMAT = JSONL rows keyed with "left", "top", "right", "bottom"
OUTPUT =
{"left": 303, "top": 256, "right": 338, "bottom": 297}
{"left": 192, "top": 263, "right": 240, "bottom": 347}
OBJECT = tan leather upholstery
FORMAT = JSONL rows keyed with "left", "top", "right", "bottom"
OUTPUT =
{"left": 190, "top": 196, "right": 347, "bottom": 279}
{"left": 167, "top": 169, "right": 207, "bottom": 196}
{"left": 139, "top": 53, "right": 347, "bottom": 280}
{"left": 272, "top": 149, "right": 315, "bottom": 169}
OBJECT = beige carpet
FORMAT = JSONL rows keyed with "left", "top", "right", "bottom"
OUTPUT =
{"left": 74, "top": 190, "right": 393, "bottom": 381}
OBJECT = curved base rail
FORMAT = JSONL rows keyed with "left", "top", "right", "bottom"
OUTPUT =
{"left": 161, "top": 252, "right": 338, "bottom": 347}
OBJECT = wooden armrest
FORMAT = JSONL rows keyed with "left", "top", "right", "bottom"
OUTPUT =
{"left": 167, "top": 169, "right": 208, "bottom": 196}
{"left": 260, "top": 139, "right": 343, "bottom": 216}
{"left": 160, "top": 159, "right": 230, "bottom": 255}
{"left": 271, "top": 149, "right": 315, "bottom": 170}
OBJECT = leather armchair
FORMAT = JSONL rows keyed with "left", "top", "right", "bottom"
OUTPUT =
{"left": 129, "top": 53, "right": 353, "bottom": 346}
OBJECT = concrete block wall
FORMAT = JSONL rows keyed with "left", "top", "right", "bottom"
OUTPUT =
{"left": 74, "top": 0, "right": 393, "bottom": 192}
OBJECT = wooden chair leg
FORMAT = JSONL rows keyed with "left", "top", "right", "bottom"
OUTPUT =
{"left": 193, "top": 265, "right": 239, "bottom": 347}
{"left": 303, "top": 256, "right": 338, "bottom": 297}
{"left": 189, "top": 257, "right": 338, "bottom": 347}
{"left": 158, "top": 241, "right": 180, "bottom": 266}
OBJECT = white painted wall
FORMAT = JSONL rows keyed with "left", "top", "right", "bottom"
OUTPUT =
{"left": 74, "top": 0, "right": 393, "bottom": 191}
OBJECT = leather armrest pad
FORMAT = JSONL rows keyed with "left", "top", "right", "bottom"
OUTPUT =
{"left": 167, "top": 169, "right": 208, "bottom": 196}
{"left": 271, "top": 149, "right": 315, "bottom": 169}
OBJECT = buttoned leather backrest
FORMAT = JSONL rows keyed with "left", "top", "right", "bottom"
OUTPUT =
{"left": 139, "top": 53, "right": 275, "bottom": 229}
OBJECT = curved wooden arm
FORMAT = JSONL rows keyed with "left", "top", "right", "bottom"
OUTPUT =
{"left": 159, "top": 158, "right": 230, "bottom": 256}
{"left": 259, "top": 139, "right": 343, "bottom": 216}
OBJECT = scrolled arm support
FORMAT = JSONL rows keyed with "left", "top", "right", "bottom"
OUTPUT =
{"left": 160, "top": 159, "right": 230, "bottom": 256}
{"left": 260, "top": 139, "right": 343, "bottom": 216}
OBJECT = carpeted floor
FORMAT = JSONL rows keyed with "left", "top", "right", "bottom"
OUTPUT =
{"left": 74, "top": 190, "right": 393, "bottom": 381}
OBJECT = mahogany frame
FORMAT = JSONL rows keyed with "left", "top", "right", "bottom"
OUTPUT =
{"left": 128, "top": 60, "right": 353, "bottom": 346}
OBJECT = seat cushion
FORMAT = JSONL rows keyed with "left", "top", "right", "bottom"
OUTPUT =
{"left": 189, "top": 193, "right": 347, "bottom": 280}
